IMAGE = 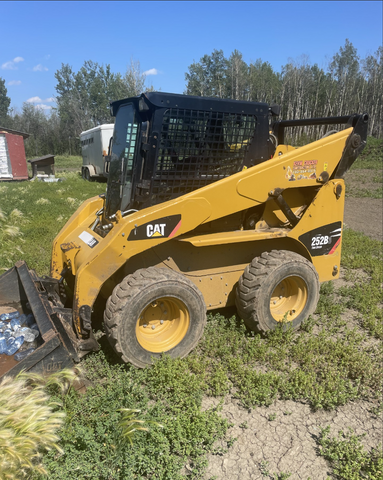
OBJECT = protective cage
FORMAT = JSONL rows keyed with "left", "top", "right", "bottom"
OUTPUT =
{"left": 110, "top": 92, "right": 272, "bottom": 210}
{"left": 152, "top": 108, "right": 258, "bottom": 203}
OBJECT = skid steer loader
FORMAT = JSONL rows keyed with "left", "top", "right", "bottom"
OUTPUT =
{"left": 0, "top": 92, "right": 368, "bottom": 375}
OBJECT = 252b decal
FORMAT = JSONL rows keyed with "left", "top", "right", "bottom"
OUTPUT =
{"left": 311, "top": 235, "right": 331, "bottom": 248}
{"left": 299, "top": 222, "right": 342, "bottom": 257}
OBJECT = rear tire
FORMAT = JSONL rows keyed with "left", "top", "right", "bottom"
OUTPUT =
{"left": 104, "top": 267, "right": 206, "bottom": 367}
{"left": 236, "top": 250, "right": 319, "bottom": 333}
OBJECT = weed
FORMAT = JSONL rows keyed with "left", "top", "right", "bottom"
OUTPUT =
{"left": 239, "top": 421, "right": 249, "bottom": 429}
{"left": 39, "top": 352, "right": 229, "bottom": 479}
{"left": 318, "top": 426, "right": 383, "bottom": 479}
{"left": 226, "top": 436, "right": 237, "bottom": 448}
{"left": 259, "top": 460, "right": 291, "bottom": 479}
{"left": 273, "top": 473, "right": 291, "bottom": 480}
{"left": 268, "top": 413, "right": 277, "bottom": 421}
{"left": 260, "top": 460, "right": 270, "bottom": 476}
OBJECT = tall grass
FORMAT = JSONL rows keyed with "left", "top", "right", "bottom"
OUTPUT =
{"left": 0, "top": 369, "right": 77, "bottom": 479}
{"left": 0, "top": 172, "right": 105, "bottom": 275}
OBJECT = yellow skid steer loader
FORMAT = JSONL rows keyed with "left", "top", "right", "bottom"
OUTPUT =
{"left": 0, "top": 92, "right": 368, "bottom": 375}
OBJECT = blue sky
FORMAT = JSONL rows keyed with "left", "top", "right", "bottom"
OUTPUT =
{"left": 2, "top": 1, "right": 382, "bottom": 113}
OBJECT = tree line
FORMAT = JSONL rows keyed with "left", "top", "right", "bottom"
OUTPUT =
{"left": 0, "top": 40, "right": 381, "bottom": 158}
{"left": 185, "top": 41, "right": 382, "bottom": 141}
{"left": 0, "top": 59, "right": 154, "bottom": 157}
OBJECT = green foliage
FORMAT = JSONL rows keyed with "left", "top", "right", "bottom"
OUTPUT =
{"left": 0, "top": 76, "right": 11, "bottom": 124}
{"left": 185, "top": 49, "right": 227, "bottom": 98}
{"left": 39, "top": 352, "right": 229, "bottom": 480}
{"left": 54, "top": 58, "right": 155, "bottom": 155}
{"left": 0, "top": 369, "right": 76, "bottom": 479}
{"left": 346, "top": 186, "right": 382, "bottom": 199}
{"left": 185, "top": 41, "right": 383, "bottom": 139}
{"left": 318, "top": 426, "right": 383, "bottom": 479}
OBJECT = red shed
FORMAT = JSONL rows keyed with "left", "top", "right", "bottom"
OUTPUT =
{"left": 0, "top": 127, "right": 30, "bottom": 181}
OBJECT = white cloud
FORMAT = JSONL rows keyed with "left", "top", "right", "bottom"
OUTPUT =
{"left": 33, "top": 64, "right": 48, "bottom": 72}
{"left": 35, "top": 104, "right": 52, "bottom": 111}
{"left": 44, "top": 54, "right": 51, "bottom": 60}
{"left": 27, "top": 96, "right": 43, "bottom": 103}
{"left": 143, "top": 68, "right": 158, "bottom": 76}
{"left": 8, "top": 80, "right": 22, "bottom": 86}
{"left": 1, "top": 61, "right": 15, "bottom": 70}
{"left": 27, "top": 96, "right": 56, "bottom": 104}
{"left": 1, "top": 57, "right": 24, "bottom": 70}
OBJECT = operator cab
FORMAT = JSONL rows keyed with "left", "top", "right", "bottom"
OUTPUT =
{"left": 105, "top": 92, "right": 277, "bottom": 220}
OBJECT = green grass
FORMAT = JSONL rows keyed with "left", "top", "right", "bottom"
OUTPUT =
{"left": 0, "top": 153, "right": 382, "bottom": 479}
{"left": 0, "top": 170, "right": 105, "bottom": 275}
{"left": 346, "top": 186, "right": 382, "bottom": 199}
{"left": 53, "top": 155, "right": 83, "bottom": 171}
{"left": 345, "top": 137, "right": 382, "bottom": 198}
{"left": 340, "top": 229, "right": 383, "bottom": 339}
{"left": 351, "top": 137, "right": 383, "bottom": 170}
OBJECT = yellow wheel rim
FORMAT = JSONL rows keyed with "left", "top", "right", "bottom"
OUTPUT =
{"left": 136, "top": 297, "right": 190, "bottom": 353}
{"left": 270, "top": 276, "right": 308, "bottom": 322}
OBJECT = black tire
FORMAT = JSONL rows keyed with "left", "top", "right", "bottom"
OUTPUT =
{"left": 82, "top": 167, "right": 90, "bottom": 181}
{"left": 104, "top": 267, "right": 206, "bottom": 367}
{"left": 236, "top": 250, "right": 319, "bottom": 333}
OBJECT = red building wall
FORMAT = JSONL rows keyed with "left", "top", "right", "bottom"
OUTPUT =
{"left": 5, "top": 133, "right": 28, "bottom": 180}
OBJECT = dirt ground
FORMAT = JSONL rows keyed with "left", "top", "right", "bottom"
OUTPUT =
{"left": 202, "top": 189, "right": 382, "bottom": 480}
{"left": 344, "top": 197, "right": 382, "bottom": 241}
{"left": 202, "top": 397, "right": 381, "bottom": 480}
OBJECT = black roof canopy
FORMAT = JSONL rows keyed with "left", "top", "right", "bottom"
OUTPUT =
{"left": 110, "top": 92, "right": 269, "bottom": 117}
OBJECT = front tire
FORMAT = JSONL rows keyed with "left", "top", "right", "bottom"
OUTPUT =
{"left": 104, "top": 267, "right": 206, "bottom": 367}
{"left": 236, "top": 250, "right": 319, "bottom": 333}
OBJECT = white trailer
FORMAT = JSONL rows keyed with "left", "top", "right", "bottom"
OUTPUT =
{"left": 80, "top": 124, "right": 114, "bottom": 180}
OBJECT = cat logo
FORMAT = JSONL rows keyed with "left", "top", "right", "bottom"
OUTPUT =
{"left": 128, "top": 215, "right": 181, "bottom": 241}
{"left": 146, "top": 223, "right": 166, "bottom": 238}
